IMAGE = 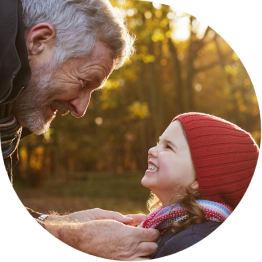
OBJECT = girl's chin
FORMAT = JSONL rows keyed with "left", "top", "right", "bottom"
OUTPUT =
{"left": 141, "top": 176, "right": 154, "bottom": 189}
{"left": 141, "top": 176, "right": 147, "bottom": 187}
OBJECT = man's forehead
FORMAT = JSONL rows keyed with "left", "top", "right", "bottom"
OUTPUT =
{"left": 78, "top": 59, "right": 113, "bottom": 78}
{"left": 77, "top": 64, "right": 103, "bottom": 78}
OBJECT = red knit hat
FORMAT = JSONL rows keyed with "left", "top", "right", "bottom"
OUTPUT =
{"left": 173, "top": 112, "right": 259, "bottom": 210}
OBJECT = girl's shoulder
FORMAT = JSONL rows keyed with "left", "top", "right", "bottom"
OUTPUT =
{"left": 179, "top": 220, "right": 222, "bottom": 238}
{"left": 151, "top": 220, "right": 221, "bottom": 259}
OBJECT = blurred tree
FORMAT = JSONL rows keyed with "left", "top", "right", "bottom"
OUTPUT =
{"left": 14, "top": 0, "right": 260, "bottom": 188}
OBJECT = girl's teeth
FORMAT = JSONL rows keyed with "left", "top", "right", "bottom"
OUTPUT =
{"left": 148, "top": 164, "right": 158, "bottom": 171}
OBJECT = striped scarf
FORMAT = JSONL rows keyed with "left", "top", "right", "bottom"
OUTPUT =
{"left": 0, "top": 113, "right": 22, "bottom": 183}
{"left": 140, "top": 200, "right": 233, "bottom": 233}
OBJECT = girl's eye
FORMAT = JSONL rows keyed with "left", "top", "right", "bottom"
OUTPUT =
{"left": 166, "top": 144, "right": 172, "bottom": 150}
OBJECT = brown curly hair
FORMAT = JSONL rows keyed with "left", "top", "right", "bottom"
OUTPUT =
{"left": 147, "top": 186, "right": 206, "bottom": 234}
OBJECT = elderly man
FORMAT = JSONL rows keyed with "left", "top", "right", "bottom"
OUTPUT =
{"left": 0, "top": 0, "right": 159, "bottom": 260}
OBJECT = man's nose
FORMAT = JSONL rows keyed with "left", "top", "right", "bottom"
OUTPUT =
{"left": 69, "top": 90, "right": 91, "bottom": 118}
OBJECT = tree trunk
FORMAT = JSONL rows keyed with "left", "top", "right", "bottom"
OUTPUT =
{"left": 214, "top": 33, "right": 241, "bottom": 124}
{"left": 138, "top": 61, "right": 148, "bottom": 170}
{"left": 185, "top": 16, "right": 197, "bottom": 111}
{"left": 148, "top": 40, "right": 159, "bottom": 142}
{"left": 168, "top": 38, "right": 184, "bottom": 114}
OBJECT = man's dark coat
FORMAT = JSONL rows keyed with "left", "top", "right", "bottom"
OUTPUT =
{"left": 0, "top": 0, "right": 44, "bottom": 221}
{"left": 0, "top": 0, "right": 31, "bottom": 176}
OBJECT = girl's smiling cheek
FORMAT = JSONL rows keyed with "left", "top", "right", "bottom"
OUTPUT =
{"left": 141, "top": 120, "right": 197, "bottom": 206}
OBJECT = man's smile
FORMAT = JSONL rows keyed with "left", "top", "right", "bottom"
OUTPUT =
{"left": 50, "top": 104, "right": 57, "bottom": 115}
{"left": 49, "top": 100, "right": 70, "bottom": 116}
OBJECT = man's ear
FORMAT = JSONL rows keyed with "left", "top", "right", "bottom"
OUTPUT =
{"left": 25, "top": 23, "right": 56, "bottom": 59}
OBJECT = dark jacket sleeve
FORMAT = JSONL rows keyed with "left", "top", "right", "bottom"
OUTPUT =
{"left": 152, "top": 221, "right": 221, "bottom": 258}
{"left": 26, "top": 207, "right": 46, "bottom": 229}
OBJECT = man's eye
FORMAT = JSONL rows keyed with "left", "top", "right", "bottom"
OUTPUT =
{"left": 80, "top": 79, "right": 90, "bottom": 88}
{"left": 83, "top": 80, "right": 89, "bottom": 87}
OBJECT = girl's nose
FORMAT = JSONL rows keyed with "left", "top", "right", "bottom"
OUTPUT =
{"left": 148, "top": 146, "right": 157, "bottom": 158}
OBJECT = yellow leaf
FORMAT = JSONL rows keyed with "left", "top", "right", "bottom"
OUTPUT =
{"left": 128, "top": 101, "right": 149, "bottom": 119}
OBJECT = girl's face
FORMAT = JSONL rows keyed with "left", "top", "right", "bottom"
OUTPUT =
{"left": 141, "top": 120, "right": 198, "bottom": 206}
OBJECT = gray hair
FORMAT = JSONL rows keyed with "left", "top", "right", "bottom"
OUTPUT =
{"left": 21, "top": 0, "right": 135, "bottom": 69}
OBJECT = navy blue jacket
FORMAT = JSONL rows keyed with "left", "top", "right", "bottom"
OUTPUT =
{"left": 151, "top": 221, "right": 221, "bottom": 258}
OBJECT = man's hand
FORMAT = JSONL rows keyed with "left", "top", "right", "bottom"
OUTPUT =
{"left": 45, "top": 209, "right": 153, "bottom": 259}
{"left": 45, "top": 219, "right": 159, "bottom": 260}
{"left": 47, "top": 208, "right": 146, "bottom": 226}
{"left": 125, "top": 213, "right": 147, "bottom": 226}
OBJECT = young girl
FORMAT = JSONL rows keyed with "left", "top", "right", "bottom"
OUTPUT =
{"left": 140, "top": 112, "right": 259, "bottom": 258}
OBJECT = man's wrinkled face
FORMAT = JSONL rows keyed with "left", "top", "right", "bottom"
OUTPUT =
{"left": 12, "top": 41, "right": 114, "bottom": 134}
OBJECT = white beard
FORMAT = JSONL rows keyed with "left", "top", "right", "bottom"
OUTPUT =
{"left": 12, "top": 61, "right": 59, "bottom": 135}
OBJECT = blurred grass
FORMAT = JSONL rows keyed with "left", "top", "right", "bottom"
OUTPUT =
{"left": 44, "top": 171, "right": 148, "bottom": 198}
{"left": 14, "top": 171, "right": 151, "bottom": 216}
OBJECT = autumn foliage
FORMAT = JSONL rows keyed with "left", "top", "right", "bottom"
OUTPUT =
{"left": 15, "top": 1, "right": 260, "bottom": 191}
